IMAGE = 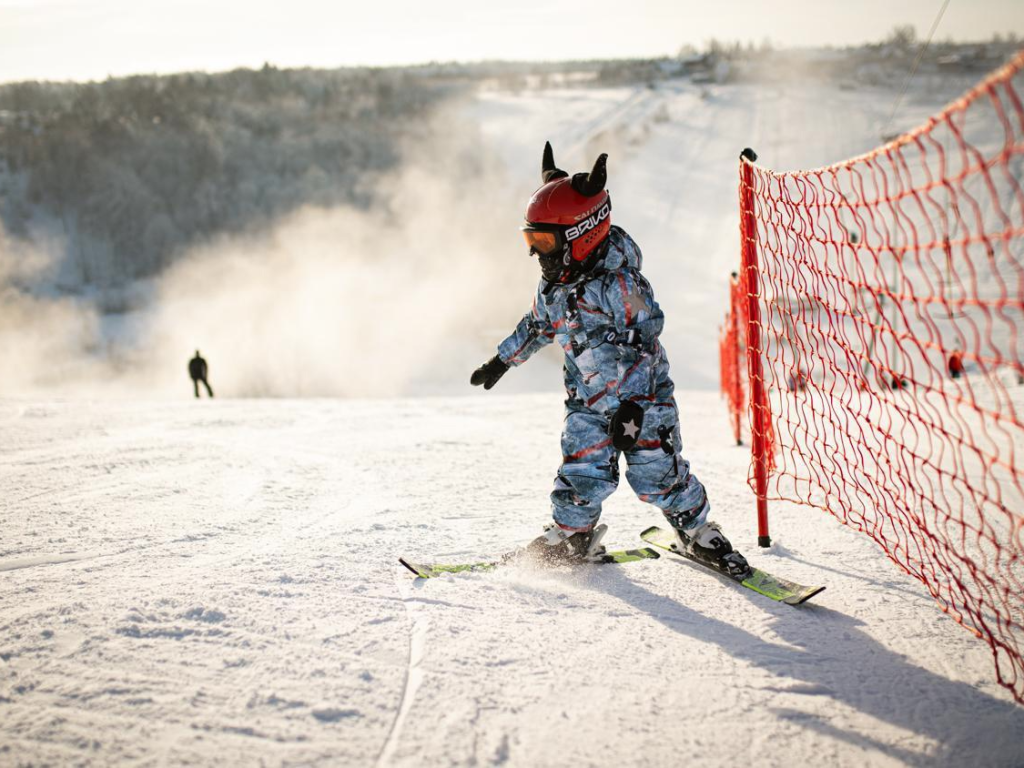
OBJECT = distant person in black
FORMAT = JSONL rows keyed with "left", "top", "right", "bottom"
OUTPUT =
{"left": 189, "top": 350, "right": 214, "bottom": 398}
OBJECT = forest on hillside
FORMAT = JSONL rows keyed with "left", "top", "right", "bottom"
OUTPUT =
{"left": 0, "top": 65, "right": 446, "bottom": 292}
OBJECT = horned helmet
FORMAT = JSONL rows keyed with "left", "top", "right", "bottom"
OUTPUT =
{"left": 521, "top": 142, "right": 611, "bottom": 283}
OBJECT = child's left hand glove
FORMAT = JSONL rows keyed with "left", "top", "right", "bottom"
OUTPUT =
{"left": 470, "top": 355, "right": 510, "bottom": 390}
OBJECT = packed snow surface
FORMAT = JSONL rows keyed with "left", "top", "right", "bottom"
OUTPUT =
{"left": 2, "top": 393, "right": 1023, "bottom": 767}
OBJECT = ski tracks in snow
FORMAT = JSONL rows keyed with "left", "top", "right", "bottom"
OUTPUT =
{"left": 376, "top": 569, "right": 430, "bottom": 767}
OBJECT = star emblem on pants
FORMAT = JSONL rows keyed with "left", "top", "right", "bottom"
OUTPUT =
{"left": 621, "top": 419, "right": 640, "bottom": 439}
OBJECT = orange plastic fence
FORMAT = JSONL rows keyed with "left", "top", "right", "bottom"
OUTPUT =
{"left": 730, "top": 50, "right": 1024, "bottom": 705}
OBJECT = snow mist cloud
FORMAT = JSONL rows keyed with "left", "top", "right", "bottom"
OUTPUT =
{"left": 0, "top": 104, "right": 558, "bottom": 398}
{"left": 0, "top": 228, "right": 112, "bottom": 394}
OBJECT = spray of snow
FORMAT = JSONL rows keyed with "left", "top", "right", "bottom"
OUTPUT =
{"left": 0, "top": 103, "right": 550, "bottom": 397}
{"left": 0, "top": 227, "right": 112, "bottom": 391}
{"left": 131, "top": 151, "right": 534, "bottom": 398}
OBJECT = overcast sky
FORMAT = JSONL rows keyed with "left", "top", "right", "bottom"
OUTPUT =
{"left": 1, "top": 0, "right": 1021, "bottom": 83}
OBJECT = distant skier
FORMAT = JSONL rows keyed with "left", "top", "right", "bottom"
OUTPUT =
{"left": 188, "top": 350, "right": 214, "bottom": 398}
{"left": 471, "top": 143, "right": 749, "bottom": 576}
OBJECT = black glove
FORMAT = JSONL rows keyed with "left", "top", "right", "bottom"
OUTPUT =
{"left": 470, "top": 355, "right": 509, "bottom": 390}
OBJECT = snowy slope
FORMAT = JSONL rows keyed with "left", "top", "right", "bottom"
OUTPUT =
{"left": 2, "top": 393, "right": 1023, "bottom": 766}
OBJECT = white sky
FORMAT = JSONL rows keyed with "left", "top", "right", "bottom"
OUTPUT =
{"left": 0, "top": 0, "right": 1022, "bottom": 83}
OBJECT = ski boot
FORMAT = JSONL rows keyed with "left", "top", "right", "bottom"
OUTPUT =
{"left": 525, "top": 523, "right": 609, "bottom": 565}
{"left": 676, "top": 521, "right": 751, "bottom": 579}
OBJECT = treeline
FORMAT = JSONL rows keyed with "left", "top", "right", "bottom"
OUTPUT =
{"left": 0, "top": 65, "right": 445, "bottom": 289}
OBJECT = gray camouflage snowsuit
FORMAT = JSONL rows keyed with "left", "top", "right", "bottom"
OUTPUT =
{"left": 497, "top": 225, "right": 710, "bottom": 532}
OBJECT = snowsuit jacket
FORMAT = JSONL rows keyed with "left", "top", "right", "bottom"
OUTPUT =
{"left": 498, "top": 226, "right": 670, "bottom": 414}
{"left": 189, "top": 357, "right": 208, "bottom": 381}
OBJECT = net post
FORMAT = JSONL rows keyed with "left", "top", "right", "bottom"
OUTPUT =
{"left": 739, "top": 148, "right": 772, "bottom": 548}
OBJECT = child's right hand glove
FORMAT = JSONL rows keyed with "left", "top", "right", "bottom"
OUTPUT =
{"left": 470, "top": 355, "right": 509, "bottom": 390}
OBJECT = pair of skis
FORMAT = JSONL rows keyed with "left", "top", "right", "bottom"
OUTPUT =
{"left": 400, "top": 525, "right": 824, "bottom": 606}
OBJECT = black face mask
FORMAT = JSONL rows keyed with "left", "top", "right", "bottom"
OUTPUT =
{"left": 537, "top": 237, "right": 611, "bottom": 286}
{"left": 538, "top": 250, "right": 569, "bottom": 283}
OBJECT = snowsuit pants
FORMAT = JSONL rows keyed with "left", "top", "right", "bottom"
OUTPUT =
{"left": 551, "top": 397, "right": 710, "bottom": 532}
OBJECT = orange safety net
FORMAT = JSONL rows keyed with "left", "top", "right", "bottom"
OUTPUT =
{"left": 735, "top": 50, "right": 1024, "bottom": 705}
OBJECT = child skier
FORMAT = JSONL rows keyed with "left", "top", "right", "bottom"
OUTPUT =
{"left": 471, "top": 143, "right": 750, "bottom": 577}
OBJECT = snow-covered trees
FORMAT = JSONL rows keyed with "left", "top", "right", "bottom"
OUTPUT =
{"left": 0, "top": 66, "right": 444, "bottom": 290}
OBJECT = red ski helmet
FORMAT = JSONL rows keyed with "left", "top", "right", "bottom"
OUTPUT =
{"left": 522, "top": 143, "right": 611, "bottom": 282}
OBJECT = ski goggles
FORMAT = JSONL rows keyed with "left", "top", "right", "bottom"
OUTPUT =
{"left": 522, "top": 227, "right": 562, "bottom": 257}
